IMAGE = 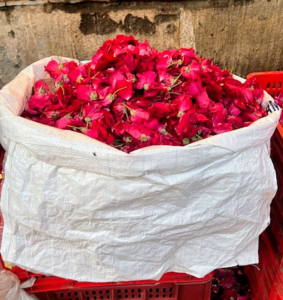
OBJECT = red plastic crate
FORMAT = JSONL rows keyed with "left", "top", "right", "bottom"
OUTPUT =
{"left": 270, "top": 203, "right": 283, "bottom": 256}
{"left": 271, "top": 127, "right": 283, "bottom": 181}
{"left": 29, "top": 272, "right": 213, "bottom": 300}
{"left": 247, "top": 71, "right": 283, "bottom": 98}
{"left": 245, "top": 71, "right": 283, "bottom": 300}
{"left": 270, "top": 282, "right": 283, "bottom": 300}
{"left": 244, "top": 231, "right": 281, "bottom": 300}
{"left": 247, "top": 71, "right": 283, "bottom": 131}
{"left": 0, "top": 261, "right": 213, "bottom": 300}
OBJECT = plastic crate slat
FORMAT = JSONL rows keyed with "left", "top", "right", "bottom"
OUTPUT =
{"left": 26, "top": 275, "right": 213, "bottom": 300}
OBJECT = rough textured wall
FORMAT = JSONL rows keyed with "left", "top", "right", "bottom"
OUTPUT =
{"left": 0, "top": 0, "right": 283, "bottom": 88}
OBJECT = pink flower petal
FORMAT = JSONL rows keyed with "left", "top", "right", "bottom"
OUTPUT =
{"left": 197, "top": 88, "right": 211, "bottom": 109}
{"left": 212, "top": 123, "right": 233, "bottom": 134}
{"left": 136, "top": 71, "right": 157, "bottom": 90}
{"left": 116, "top": 79, "right": 133, "bottom": 100}
{"left": 177, "top": 111, "right": 198, "bottom": 138}
{"left": 228, "top": 104, "right": 241, "bottom": 116}
{"left": 34, "top": 80, "right": 49, "bottom": 93}
{"left": 183, "top": 79, "right": 202, "bottom": 97}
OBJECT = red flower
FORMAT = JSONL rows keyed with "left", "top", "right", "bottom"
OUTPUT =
{"left": 182, "top": 79, "right": 202, "bottom": 97}
{"left": 45, "top": 60, "right": 78, "bottom": 80}
{"left": 125, "top": 123, "right": 152, "bottom": 142}
{"left": 210, "top": 103, "right": 228, "bottom": 126}
{"left": 22, "top": 35, "right": 268, "bottom": 153}
{"left": 196, "top": 88, "right": 211, "bottom": 109}
{"left": 228, "top": 104, "right": 241, "bottom": 116}
{"left": 149, "top": 102, "right": 177, "bottom": 118}
{"left": 77, "top": 85, "right": 98, "bottom": 101}
{"left": 177, "top": 111, "right": 198, "bottom": 140}
{"left": 212, "top": 123, "right": 233, "bottom": 134}
{"left": 180, "top": 62, "right": 201, "bottom": 80}
{"left": 85, "top": 110, "right": 115, "bottom": 145}
{"left": 136, "top": 71, "right": 157, "bottom": 90}
{"left": 25, "top": 80, "right": 53, "bottom": 114}
{"left": 86, "top": 127, "right": 115, "bottom": 145}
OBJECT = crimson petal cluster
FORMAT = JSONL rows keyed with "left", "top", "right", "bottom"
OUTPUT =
{"left": 22, "top": 35, "right": 267, "bottom": 153}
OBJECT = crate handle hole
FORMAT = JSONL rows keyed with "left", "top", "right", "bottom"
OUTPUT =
{"left": 267, "top": 83, "right": 271, "bottom": 89}
{"left": 273, "top": 82, "right": 277, "bottom": 89}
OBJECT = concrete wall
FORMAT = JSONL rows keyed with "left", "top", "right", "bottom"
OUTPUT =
{"left": 1, "top": 0, "right": 283, "bottom": 88}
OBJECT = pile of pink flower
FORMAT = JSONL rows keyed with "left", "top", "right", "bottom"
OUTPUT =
{"left": 22, "top": 35, "right": 267, "bottom": 153}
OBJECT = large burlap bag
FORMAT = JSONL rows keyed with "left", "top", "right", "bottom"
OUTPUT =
{"left": 0, "top": 57, "right": 281, "bottom": 282}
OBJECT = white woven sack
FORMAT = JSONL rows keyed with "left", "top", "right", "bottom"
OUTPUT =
{"left": 0, "top": 57, "right": 281, "bottom": 282}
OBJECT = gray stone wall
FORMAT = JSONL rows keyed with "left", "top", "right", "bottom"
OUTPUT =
{"left": 1, "top": 0, "right": 283, "bottom": 88}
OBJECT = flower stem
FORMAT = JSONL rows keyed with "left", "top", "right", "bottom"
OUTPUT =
{"left": 123, "top": 103, "right": 135, "bottom": 116}
{"left": 170, "top": 81, "right": 182, "bottom": 90}
{"left": 107, "top": 43, "right": 112, "bottom": 54}
{"left": 92, "top": 71, "right": 100, "bottom": 80}
{"left": 113, "top": 86, "right": 127, "bottom": 96}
